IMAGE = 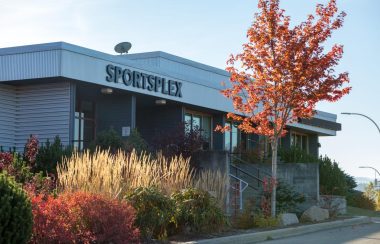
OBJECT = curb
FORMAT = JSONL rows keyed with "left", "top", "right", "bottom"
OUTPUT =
{"left": 181, "top": 216, "right": 372, "bottom": 244}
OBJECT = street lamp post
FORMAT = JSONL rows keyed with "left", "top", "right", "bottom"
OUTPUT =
{"left": 359, "top": 166, "right": 380, "bottom": 187}
{"left": 341, "top": 112, "right": 380, "bottom": 134}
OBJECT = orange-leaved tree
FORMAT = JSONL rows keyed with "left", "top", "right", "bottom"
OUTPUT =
{"left": 217, "top": 0, "right": 350, "bottom": 217}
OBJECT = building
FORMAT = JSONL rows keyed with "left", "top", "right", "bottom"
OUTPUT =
{"left": 0, "top": 42, "right": 341, "bottom": 155}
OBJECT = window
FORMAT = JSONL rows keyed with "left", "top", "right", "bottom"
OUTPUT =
{"left": 185, "top": 111, "right": 212, "bottom": 150}
{"left": 73, "top": 101, "right": 96, "bottom": 151}
{"left": 290, "top": 132, "right": 308, "bottom": 153}
{"left": 224, "top": 122, "right": 240, "bottom": 152}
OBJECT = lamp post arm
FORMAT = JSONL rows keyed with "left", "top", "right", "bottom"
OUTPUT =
{"left": 359, "top": 166, "right": 380, "bottom": 178}
{"left": 342, "top": 113, "right": 380, "bottom": 134}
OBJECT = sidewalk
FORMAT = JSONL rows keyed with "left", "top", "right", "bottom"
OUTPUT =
{"left": 180, "top": 216, "right": 372, "bottom": 244}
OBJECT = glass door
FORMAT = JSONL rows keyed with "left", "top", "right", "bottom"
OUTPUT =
{"left": 73, "top": 100, "right": 96, "bottom": 150}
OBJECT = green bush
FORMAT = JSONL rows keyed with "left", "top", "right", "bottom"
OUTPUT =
{"left": 172, "top": 188, "right": 226, "bottom": 233}
{"left": 347, "top": 191, "right": 376, "bottom": 210}
{"left": 276, "top": 180, "right": 305, "bottom": 214}
{"left": 124, "top": 129, "right": 148, "bottom": 154}
{"left": 91, "top": 128, "right": 124, "bottom": 153}
{"left": 234, "top": 199, "right": 256, "bottom": 229}
{"left": 257, "top": 180, "right": 305, "bottom": 215}
{"left": 319, "top": 156, "right": 350, "bottom": 196}
{"left": 35, "top": 136, "right": 73, "bottom": 175}
{"left": 6, "top": 153, "right": 34, "bottom": 184}
{"left": 253, "top": 214, "right": 279, "bottom": 228}
{"left": 92, "top": 128, "right": 148, "bottom": 154}
{"left": 125, "top": 187, "right": 175, "bottom": 240}
{"left": 278, "top": 146, "right": 319, "bottom": 163}
{"left": 0, "top": 173, "right": 33, "bottom": 243}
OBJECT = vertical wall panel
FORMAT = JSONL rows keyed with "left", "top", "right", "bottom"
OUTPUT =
{"left": 14, "top": 82, "right": 71, "bottom": 151}
{"left": 0, "top": 84, "right": 16, "bottom": 150}
{"left": 0, "top": 50, "right": 60, "bottom": 82}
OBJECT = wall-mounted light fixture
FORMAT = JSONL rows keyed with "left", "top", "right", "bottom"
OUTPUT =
{"left": 155, "top": 99, "right": 166, "bottom": 105}
{"left": 101, "top": 87, "right": 113, "bottom": 94}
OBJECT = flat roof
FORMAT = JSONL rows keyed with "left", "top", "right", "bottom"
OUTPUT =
{"left": 0, "top": 41, "right": 340, "bottom": 134}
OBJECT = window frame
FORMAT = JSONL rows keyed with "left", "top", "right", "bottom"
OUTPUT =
{"left": 73, "top": 100, "right": 96, "bottom": 151}
{"left": 184, "top": 109, "right": 213, "bottom": 150}
{"left": 224, "top": 121, "right": 241, "bottom": 152}
{"left": 290, "top": 131, "right": 309, "bottom": 153}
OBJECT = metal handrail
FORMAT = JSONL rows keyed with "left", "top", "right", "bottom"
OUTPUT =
{"left": 229, "top": 174, "right": 249, "bottom": 210}
{"left": 229, "top": 174, "right": 249, "bottom": 191}
{"left": 230, "top": 153, "right": 272, "bottom": 177}
{"left": 230, "top": 163, "right": 264, "bottom": 185}
{"left": 228, "top": 153, "right": 273, "bottom": 211}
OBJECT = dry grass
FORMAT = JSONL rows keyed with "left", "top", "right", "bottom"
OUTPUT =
{"left": 57, "top": 149, "right": 228, "bottom": 206}
{"left": 194, "top": 169, "right": 229, "bottom": 209}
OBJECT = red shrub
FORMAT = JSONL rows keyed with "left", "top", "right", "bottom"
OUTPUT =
{"left": 24, "top": 135, "right": 39, "bottom": 166}
{"left": 31, "top": 192, "right": 140, "bottom": 243}
{"left": 24, "top": 173, "right": 56, "bottom": 197}
{"left": 0, "top": 152, "right": 13, "bottom": 171}
{"left": 31, "top": 194, "right": 75, "bottom": 243}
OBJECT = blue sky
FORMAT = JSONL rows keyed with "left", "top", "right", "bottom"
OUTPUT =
{"left": 1, "top": 0, "right": 379, "bottom": 179}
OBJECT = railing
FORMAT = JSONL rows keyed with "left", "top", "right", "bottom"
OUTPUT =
{"left": 228, "top": 153, "right": 272, "bottom": 212}
{"left": 230, "top": 153, "right": 272, "bottom": 177}
{"left": 230, "top": 163, "right": 264, "bottom": 190}
{"left": 229, "top": 174, "right": 248, "bottom": 211}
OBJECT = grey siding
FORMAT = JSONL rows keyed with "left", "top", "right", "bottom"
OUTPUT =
{"left": 14, "top": 82, "right": 71, "bottom": 151}
{"left": 0, "top": 50, "right": 60, "bottom": 82}
{"left": 0, "top": 85, "right": 16, "bottom": 150}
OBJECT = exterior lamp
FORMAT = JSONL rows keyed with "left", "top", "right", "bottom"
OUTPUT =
{"left": 101, "top": 88, "right": 113, "bottom": 94}
{"left": 155, "top": 99, "right": 166, "bottom": 105}
{"left": 359, "top": 166, "right": 380, "bottom": 187}
{"left": 341, "top": 112, "right": 380, "bottom": 134}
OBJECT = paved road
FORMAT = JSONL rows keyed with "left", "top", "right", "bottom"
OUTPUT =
{"left": 262, "top": 222, "right": 380, "bottom": 244}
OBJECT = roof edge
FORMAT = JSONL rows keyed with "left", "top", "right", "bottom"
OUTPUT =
{"left": 121, "top": 51, "right": 230, "bottom": 77}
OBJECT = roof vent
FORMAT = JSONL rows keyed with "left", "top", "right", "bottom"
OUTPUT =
{"left": 114, "top": 42, "right": 132, "bottom": 55}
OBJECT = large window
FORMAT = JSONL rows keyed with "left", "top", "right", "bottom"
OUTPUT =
{"left": 185, "top": 111, "right": 212, "bottom": 150}
{"left": 73, "top": 101, "right": 96, "bottom": 151}
{"left": 290, "top": 132, "right": 308, "bottom": 153}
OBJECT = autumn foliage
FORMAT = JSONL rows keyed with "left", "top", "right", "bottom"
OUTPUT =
{"left": 218, "top": 0, "right": 350, "bottom": 139}
{"left": 30, "top": 192, "right": 140, "bottom": 244}
{"left": 218, "top": 0, "right": 350, "bottom": 217}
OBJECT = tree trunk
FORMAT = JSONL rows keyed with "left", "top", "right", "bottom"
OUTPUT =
{"left": 271, "top": 139, "right": 278, "bottom": 217}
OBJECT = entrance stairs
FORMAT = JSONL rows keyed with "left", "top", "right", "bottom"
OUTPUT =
{"left": 228, "top": 153, "right": 272, "bottom": 215}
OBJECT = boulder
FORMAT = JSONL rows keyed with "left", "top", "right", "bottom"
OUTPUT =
{"left": 301, "top": 206, "right": 329, "bottom": 222}
{"left": 280, "top": 213, "right": 299, "bottom": 226}
{"left": 319, "top": 195, "right": 347, "bottom": 215}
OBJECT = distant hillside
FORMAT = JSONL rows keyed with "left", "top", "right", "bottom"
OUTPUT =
{"left": 355, "top": 177, "right": 374, "bottom": 192}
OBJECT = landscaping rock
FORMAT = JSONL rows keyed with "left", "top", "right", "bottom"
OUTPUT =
{"left": 319, "top": 195, "right": 347, "bottom": 215}
{"left": 280, "top": 213, "right": 299, "bottom": 226}
{"left": 301, "top": 206, "right": 329, "bottom": 222}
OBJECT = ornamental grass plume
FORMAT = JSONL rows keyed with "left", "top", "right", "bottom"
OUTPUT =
{"left": 57, "top": 149, "right": 195, "bottom": 198}
{"left": 57, "top": 149, "right": 228, "bottom": 208}
{"left": 194, "top": 169, "right": 229, "bottom": 209}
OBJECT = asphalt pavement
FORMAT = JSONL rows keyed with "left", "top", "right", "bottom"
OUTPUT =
{"left": 262, "top": 222, "right": 380, "bottom": 244}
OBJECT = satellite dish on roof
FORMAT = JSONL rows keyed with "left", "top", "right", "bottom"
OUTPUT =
{"left": 114, "top": 42, "right": 132, "bottom": 55}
